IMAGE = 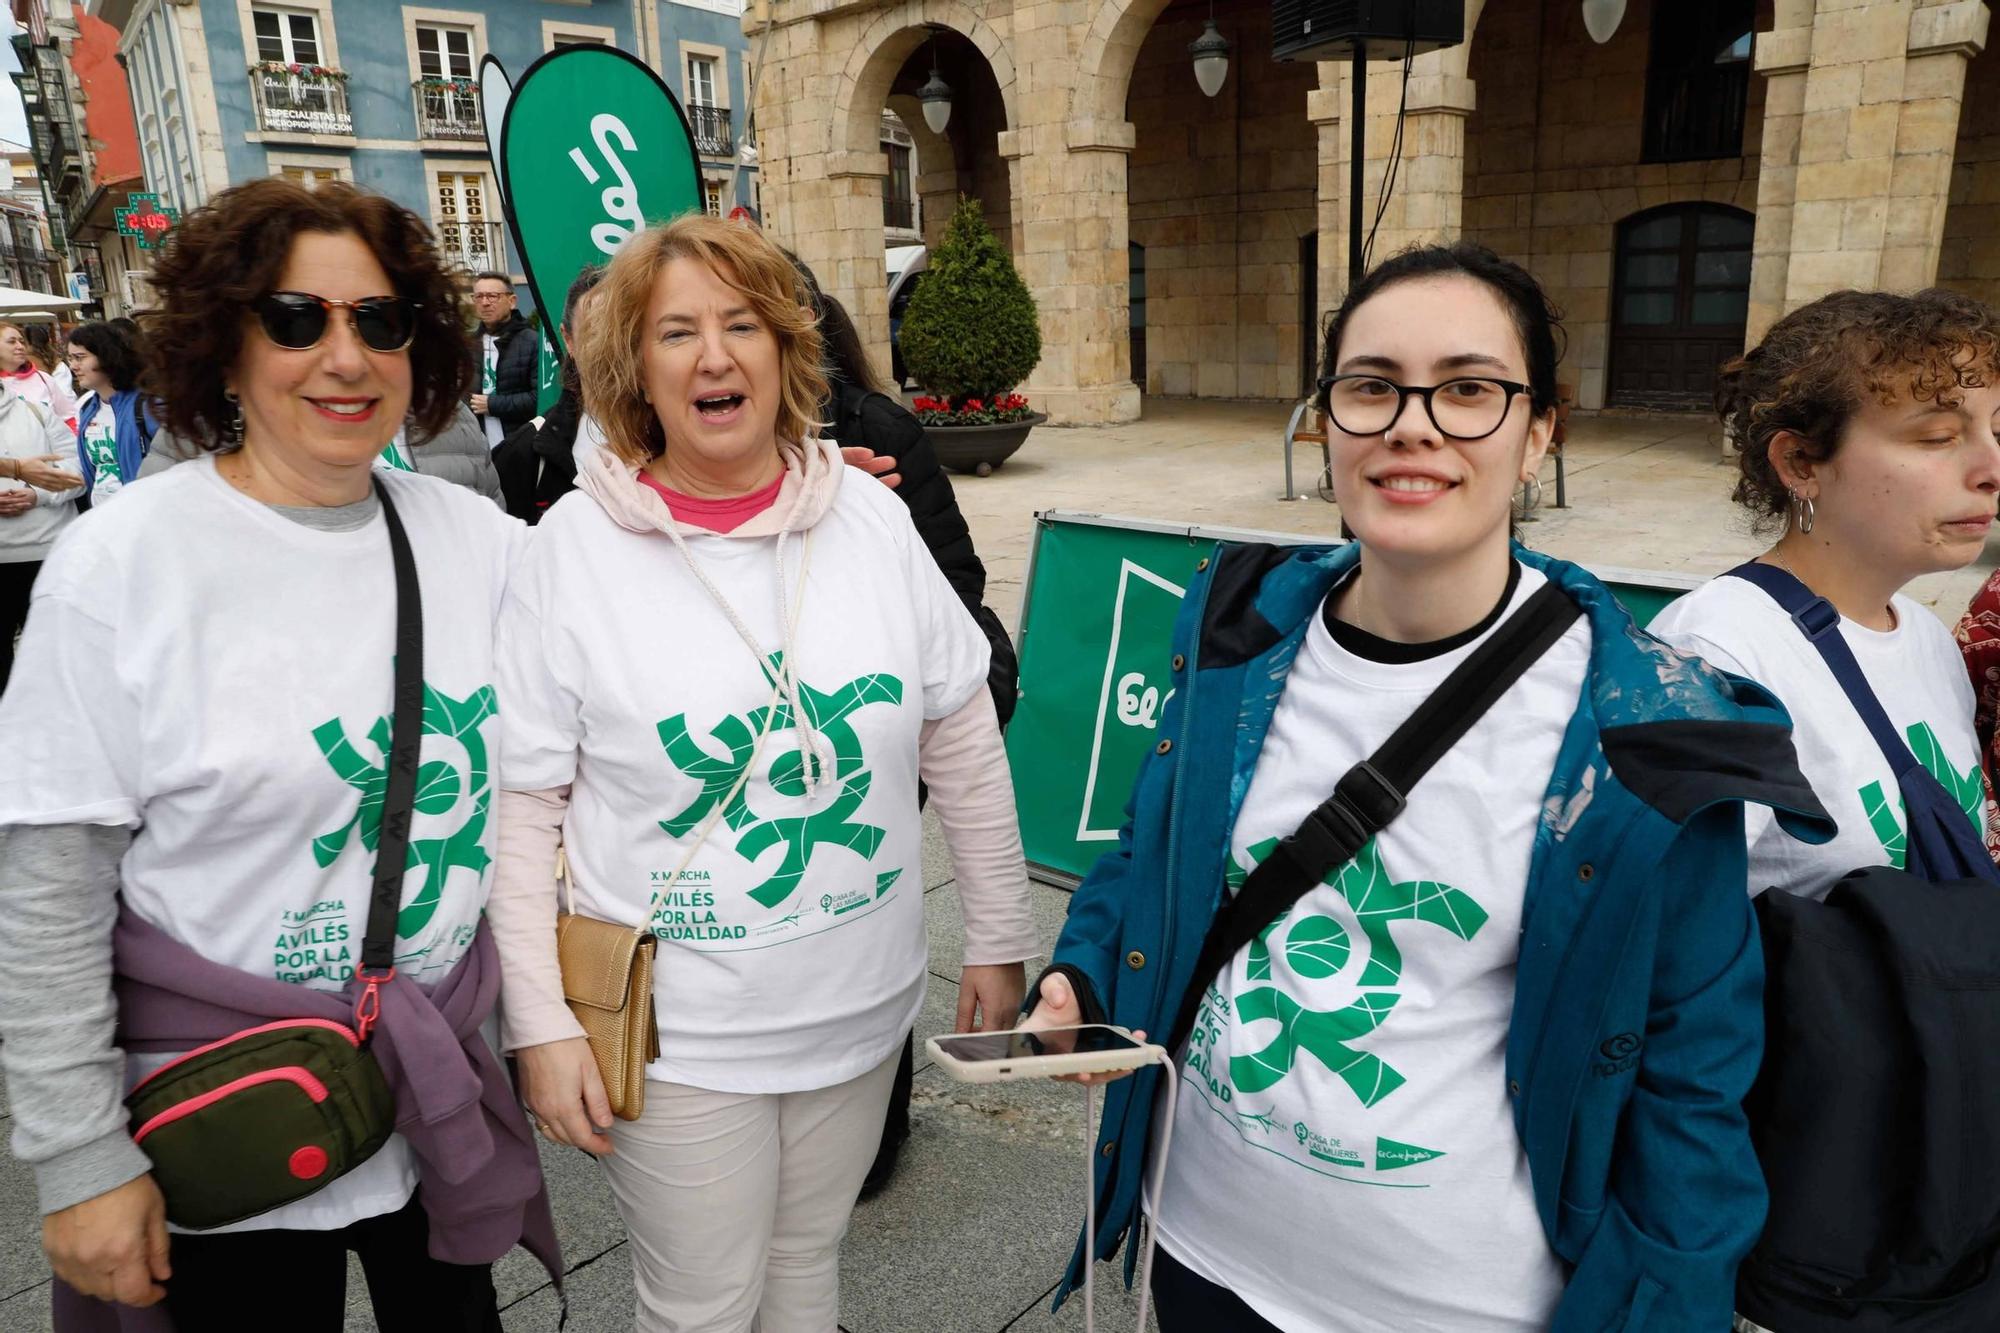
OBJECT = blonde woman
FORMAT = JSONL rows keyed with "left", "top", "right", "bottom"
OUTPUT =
{"left": 486, "top": 215, "right": 1038, "bottom": 1332}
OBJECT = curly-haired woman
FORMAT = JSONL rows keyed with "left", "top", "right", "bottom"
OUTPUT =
{"left": 0, "top": 178, "right": 554, "bottom": 1330}
{"left": 1652, "top": 289, "right": 2000, "bottom": 899}
{"left": 1650, "top": 287, "right": 2000, "bottom": 1329}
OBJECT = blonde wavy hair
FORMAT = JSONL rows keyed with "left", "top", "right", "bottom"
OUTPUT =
{"left": 578, "top": 215, "right": 826, "bottom": 467}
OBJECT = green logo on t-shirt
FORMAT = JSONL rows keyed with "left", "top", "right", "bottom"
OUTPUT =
{"left": 1222, "top": 837, "right": 1488, "bottom": 1108}
{"left": 308, "top": 677, "right": 499, "bottom": 938}
{"left": 1857, "top": 722, "right": 1984, "bottom": 869}
{"left": 654, "top": 652, "right": 905, "bottom": 916}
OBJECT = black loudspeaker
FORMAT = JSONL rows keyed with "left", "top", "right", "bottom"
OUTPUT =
{"left": 1271, "top": 0, "right": 1465, "bottom": 62}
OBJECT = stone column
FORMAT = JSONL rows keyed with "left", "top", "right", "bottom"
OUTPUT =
{"left": 1882, "top": 1, "right": 1990, "bottom": 289}
{"left": 1746, "top": 8, "right": 1813, "bottom": 346}
{"left": 1781, "top": 0, "right": 1988, "bottom": 309}
{"left": 1313, "top": 53, "right": 1473, "bottom": 307}
{"left": 1013, "top": 120, "right": 1142, "bottom": 424}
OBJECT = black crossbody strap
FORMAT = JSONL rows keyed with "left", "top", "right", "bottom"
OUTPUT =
{"left": 1167, "top": 580, "right": 1583, "bottom": 1052}
{"left": 355, "top": 479, "right": 423, "bottom": 1039}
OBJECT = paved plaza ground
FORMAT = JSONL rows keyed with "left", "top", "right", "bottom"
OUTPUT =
{"left": 2, "top": 401, "right": 1993, "bottom": 1331}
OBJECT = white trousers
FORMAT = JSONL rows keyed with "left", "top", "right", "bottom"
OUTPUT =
{"left": 600, "top": 1052, "right": 900, "bottom": 1333}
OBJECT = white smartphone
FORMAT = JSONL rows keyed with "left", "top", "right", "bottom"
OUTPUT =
{"left": 926, "top": 1024, "right": 1161, "bottom": 1084}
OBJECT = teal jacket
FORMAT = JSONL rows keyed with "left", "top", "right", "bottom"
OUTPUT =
{"left": 1039, "top": 544, "right": 1834, "bottom": 1331}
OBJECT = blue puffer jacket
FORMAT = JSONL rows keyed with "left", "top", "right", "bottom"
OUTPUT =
{"left": 1039, "top": 542, "right": 1834, "bottom": 1332}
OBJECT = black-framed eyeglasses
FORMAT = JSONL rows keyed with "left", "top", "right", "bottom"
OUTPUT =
{"left": 1316, "top": 373, "right": 1530, "bottom": 441}
{"left": 255, "top": 292, "right": 420, "bottom": 353}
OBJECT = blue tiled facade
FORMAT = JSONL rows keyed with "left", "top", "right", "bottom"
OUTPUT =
{"left": 114, "top": 0, "right": 755, "bottom": 317}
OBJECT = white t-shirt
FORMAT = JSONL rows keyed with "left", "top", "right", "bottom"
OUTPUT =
{"left": 78, "top": 411, "right": 123, "bottom": 502}
{"left": 497, "top": 474, "right": 990, "bottom": 1094}
{"left": 0, "top": 456, "right": 527, "bottom": 1231}
{"left": 1150, "top": 564, "right": 1586, "bottom": 1333}
{"left": 1649, "top": 575, "right": 1987, "bottom": 899}
{"left": 480, "top": 333, "right": 503, "bottom": 450}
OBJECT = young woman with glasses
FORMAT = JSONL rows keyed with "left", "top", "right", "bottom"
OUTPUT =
{"left": 0, "top": 179, "right": 552, "bottom": 1329}
{"left": 1021, "top": 242, "right": 1832, "bottom": 1333}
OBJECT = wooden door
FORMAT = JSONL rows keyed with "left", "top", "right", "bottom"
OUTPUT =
{"left": 1607, "top": 204, "right": 1752, "bottom": 409}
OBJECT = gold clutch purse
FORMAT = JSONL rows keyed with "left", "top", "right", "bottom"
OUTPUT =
{"left": 555, "top": 849, "right": 658, "bottom": 1122}
{"left": 550, "top": 662, "right": 784, "bottom": 1121}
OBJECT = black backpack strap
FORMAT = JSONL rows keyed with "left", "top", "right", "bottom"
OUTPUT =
{"left": 1167, "top": 580, "right": 1583, "bottom": 1052}
{"left": 1724, "top": 562, "right": 1921, "bottom": 783}
{"left": 355, "top": 478, "right": 424, "bottom": 1040}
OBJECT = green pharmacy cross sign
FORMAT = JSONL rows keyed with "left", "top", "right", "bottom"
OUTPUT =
{"left": 115, "top": 193, "right": 180, "bottom": 251}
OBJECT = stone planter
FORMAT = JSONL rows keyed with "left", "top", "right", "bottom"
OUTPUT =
{"left": 924, "top": 412, "right": 1047, "bottom": 476}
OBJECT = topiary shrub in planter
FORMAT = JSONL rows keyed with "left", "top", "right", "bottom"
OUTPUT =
{"left": 900, "top": 198, "right": 1046, "bottom": 475}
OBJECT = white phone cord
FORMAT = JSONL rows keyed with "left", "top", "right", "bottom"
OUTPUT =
{"left": 1082, "top": 1051, "right": 1179, "bottom": 1333}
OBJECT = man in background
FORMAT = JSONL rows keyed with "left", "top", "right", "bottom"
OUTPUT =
{"left": 468, "top": 271, "right": 538, "bottom": 450}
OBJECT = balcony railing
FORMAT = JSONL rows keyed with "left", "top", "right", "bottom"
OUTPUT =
{"left": 414, "top": 80, "right": 483, "bottom": 141}
{"left": 436, "top": 220, "right": 505, "bottom": 274}
{"left": 687, "top": 103, "right": 733, "bottom": 158}
{"left": 251, "top": 71, "right": 354, "bottom": 136}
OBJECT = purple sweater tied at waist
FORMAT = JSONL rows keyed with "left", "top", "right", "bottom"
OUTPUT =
{"left": 53, "top": 910, "right": 563, "bottom": 1332}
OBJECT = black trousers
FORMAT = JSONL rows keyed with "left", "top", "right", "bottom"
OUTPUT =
{"left": 0, "top": 558, "right": 37, "bottom": 692}
{"left": 1151, "top": 1245, "right": 1285, "bottom": 1333}
{"left": 163, "top": 1198, "right": 502, "bottom": 1333}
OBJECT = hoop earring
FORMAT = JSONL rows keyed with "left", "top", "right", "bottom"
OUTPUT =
{"left": 1790, "top": 489, "right": 1816, "bottom": 535}
{"left": 221, "top": 391, "right": 245, "bottom": 450}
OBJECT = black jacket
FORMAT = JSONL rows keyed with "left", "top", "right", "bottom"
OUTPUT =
{"left": 493, "top": 384, "right": 582, "bottom": 525}
{"left": 473, "top": 311, "right": 539, "bottom": 437}
{"left": 826, "top": 377, "right": 1018, "bottom": 727}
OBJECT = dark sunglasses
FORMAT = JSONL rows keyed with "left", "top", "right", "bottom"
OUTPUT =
{"left": 255, "top": 292, "right": 420, "bottom": 353}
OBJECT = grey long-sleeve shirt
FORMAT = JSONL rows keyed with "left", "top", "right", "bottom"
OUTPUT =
{"left": 0, "top": 494, "right": 380, "bottom": 1214}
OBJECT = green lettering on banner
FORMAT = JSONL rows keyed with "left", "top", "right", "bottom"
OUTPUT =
{"left": 1004, "top": 514, "right": 1702, "bottom": 884}
{"left": 489, "top": 46, "right": 703, "bottom": 361}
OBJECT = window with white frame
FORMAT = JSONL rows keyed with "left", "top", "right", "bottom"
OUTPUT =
{"left": 434, "top": 171, "right": 500, "bottom": 271}
{"left": 551, "top": 33, "right": 602, "bottom": 46}
{"left": 686, "top": 54, "right": 718, "bottom": 107}
{"left": 416, "top": 24, "right": 474, "bottom": 80}
{"left": 253, "top": 8, "right": 323, "bottom": 64}
{"left": 276, "top": 159, "right": 346, "bottom": 188}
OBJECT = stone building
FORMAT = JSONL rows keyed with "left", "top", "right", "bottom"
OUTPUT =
{"left": 751, "top": 0, "right": 1996, "bottom": 423}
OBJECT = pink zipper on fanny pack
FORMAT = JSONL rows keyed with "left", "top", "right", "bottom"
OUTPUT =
{"left": 132, "top": 1067, "right": 330, "bottom": 1144}
{"left": 130, "top": 1018, "right": 358, "bottom": 1092}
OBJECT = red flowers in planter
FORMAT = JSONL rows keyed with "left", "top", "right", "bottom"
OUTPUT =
{"left": 911, "top": 392, "right": 1035, "bottom": 427}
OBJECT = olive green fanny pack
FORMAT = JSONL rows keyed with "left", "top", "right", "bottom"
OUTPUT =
{"left": 122, "top": 481, "right": 422, "bottom": 1231}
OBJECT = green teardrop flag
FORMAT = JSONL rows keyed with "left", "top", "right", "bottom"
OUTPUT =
{"left": 494, "top": 46, "right": 703, "bottom": 362}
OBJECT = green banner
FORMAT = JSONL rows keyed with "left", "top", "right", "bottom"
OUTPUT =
{"left": 1005, "top": 514, "right": 1701, "bottom": 885}
{"left": 494, "top": 45, "right": 703, "bottom": 362}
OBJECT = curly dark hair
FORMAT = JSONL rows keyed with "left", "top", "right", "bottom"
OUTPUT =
{"left": 138, "top": 178, "right": 473, "bottom": 448}
{"left": 66, "top": 320, "right": 142, "bottom": 393}
{"left": 1720, "top": 288, "right": 2000, "bottom": 523}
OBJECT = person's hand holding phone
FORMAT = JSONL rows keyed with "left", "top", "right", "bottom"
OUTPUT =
{"left": 515, "top": 1037, "right": 615, "bottom": 1156}
{"left": 1019, "top": 972, "right": 1147, "bottom": 1086}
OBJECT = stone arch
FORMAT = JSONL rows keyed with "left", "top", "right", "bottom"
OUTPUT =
{"left": 832, "top": 4, "right": 1019, "bottom": 159}
{"left": 1075, "top": 0, "right": 1172, "bottom": 127}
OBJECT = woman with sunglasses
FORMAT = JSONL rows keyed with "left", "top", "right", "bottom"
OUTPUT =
{"left": 1020, "top": 242, "right": 1830, "bottom": 1333}
{"left": 0, "top": 179, "right": 552, "bottom": 1329}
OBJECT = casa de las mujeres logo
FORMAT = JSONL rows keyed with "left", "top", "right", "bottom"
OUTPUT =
{"left": 291, "top": 676, "right": 497, "bottom": 984}
{"left": 1186, "top": 835, "right": 1484, "bottom": 1180}
{"left": 651, "top": 653, "right": 905, "bottom": 940}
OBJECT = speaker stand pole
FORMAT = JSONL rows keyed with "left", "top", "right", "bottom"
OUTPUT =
{"left": 1348, "top": 37, "right": 1365, "bottom": 289}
